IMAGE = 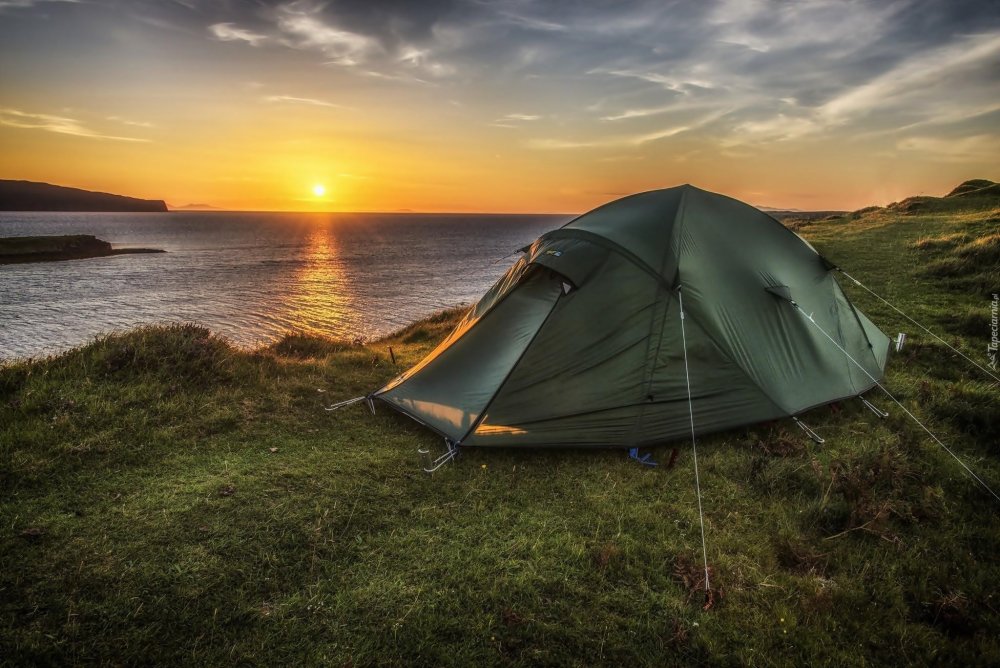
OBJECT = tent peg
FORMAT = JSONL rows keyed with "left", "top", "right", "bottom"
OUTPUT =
{"left": 421, "top": 439, "right": 459, "bottom": 473}
{"left": 894, "top": 332, "right": 907, "bottom": 352}
{"left": 860, "top": 396, "right": 889, "bottom": 418}
{"left": 792, "top": 417, "right": 825, "bottom": 445}
{"left": 324, "top": 396, "right": 366, "bottom": 411}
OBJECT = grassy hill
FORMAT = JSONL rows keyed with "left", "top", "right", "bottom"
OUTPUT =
{"left": 2, "top": 182, "right": 999, "bottom": 665}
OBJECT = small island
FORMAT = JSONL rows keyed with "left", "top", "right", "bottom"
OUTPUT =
{"left": 0, "top": 235, "right": 165, "bottom": 264}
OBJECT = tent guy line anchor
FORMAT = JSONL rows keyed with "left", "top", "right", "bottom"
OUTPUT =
{"left": 860, "top": 396, "right": 889, "bottom": 418}
{"left": 421, "top": 439, "right": 459, "bottom": 473}
{"left": 792, "top": 417, "right": 825, "bottom": 444}
{"left": 838, "top": 269, "right": 1000, "bottom": 386}
{"left": 324, "top": 395, "right": 366, "bottom": 411}
{"left": 789, "top": 301, "right": 1000, "bottom": 504}
{"left": 678, "top": 286, "right": 711, "bottom": 596}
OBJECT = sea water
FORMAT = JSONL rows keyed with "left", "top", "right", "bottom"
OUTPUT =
{"left": 0, "top": 211, "right": 568, "bottom": 359}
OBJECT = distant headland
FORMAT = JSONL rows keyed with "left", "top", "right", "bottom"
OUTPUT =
{"left": 0, "top": 235, "right": 165, "bottom": 264}
{"left": 0, "top": 180, "right": 167, "bottom": 212}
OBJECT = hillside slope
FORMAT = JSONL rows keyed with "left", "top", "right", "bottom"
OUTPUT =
{"left": 0, "top": 180, "right": 167, "bottom": 212}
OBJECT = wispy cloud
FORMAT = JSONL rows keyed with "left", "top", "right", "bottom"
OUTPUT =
{"left": 106, "top": 115, "right": 154, "bottom": 128}
{"left": 396, "top": 45, "right": 455, "bottom": 77}
{"left": 896, "top": 134, "right": 1000, "bottom": 162}
{"left": 0, "top": 0, "right": 79, "bottom": 11}
{"left": 528, "top": 109, "right": 728, "bottom": 150}
{"left": 817, "top": 32, "right": 1000, "bottom": 124}
{"left": 496, "top": 11, "right": 568, "bottom": 33}
{"left": 0, "top": 108, "right": 150, "bottom": 142}
{"left": 275, "top": 3, "right": 380, "bottom": 66}
{"left": 501, "top": 113, "right": 541, "bottom": 122}
{"left": 526, "top": 124, "right": 691, "bottom": 150}
{"left": 263, "top": 95, "right": 348, "bottom": 109}
{"left": 209, "top": 22, "right": 268, "bottom": 47}
{"left": 600, "top": 104, "right": 679, "bottom": 122}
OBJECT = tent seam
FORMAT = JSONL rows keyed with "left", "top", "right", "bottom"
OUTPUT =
{"left": 542, "top": 228, "right": 671, "bottom": 290}
{"left": 630, "top": 187, "right": 689, "bottom": 443}
{"left": 375, "top": 259, "right": 533, "bottom": 396}
{"left": 459, "top": 271, "right": 565, "bottom": 443}
{"left": 672, "top": 194, "right": 791, "bottom": 417}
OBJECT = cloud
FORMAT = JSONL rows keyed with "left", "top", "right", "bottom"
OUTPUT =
{"left": 8, "top": 0, "right": 999, "bottom": 169}
{"left": 0, "top": 109, "right": 150, "bottom": 142}
{"left": 817, "top": 31, "right": 1000, "bottom": 124}
{"left": 263, "top": 95, "right": 348, "bottom": 109}
{"left": 0, "top": 0, "right": 79, "bottom": 11}
{"left": 500, "top": 113, "right": 541, "bottom": 122}
{"left": 275, "top": 3, "right": 380, "bottom": 66}
{"left": 106, "top": 115, "right": 155, "bottom": 128}
{"left": 527, "top": 107, "right": 729, "bottom": 150}
{"left": 600, "top": 104, "right": 681, "bottom": 122}
{"left": 495, "top": 10, "right": 568, "bottom": 33}
{"left": 896, "top": 134, "right": 1000, "bottom": 162}
{"left": 209, "top": 22, "right": 268, "bottom": 47}
{"left": 396, "top": 44, "right": 456, "bottom": 77}
{"left": 526, "top": 123, "right": 692, "bottom": 150}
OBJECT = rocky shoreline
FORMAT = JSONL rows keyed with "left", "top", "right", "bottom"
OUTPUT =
{"left": 0, "top": 235, "right": 165, "bottom": 264}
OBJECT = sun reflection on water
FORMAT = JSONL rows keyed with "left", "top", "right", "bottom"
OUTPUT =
{"left": 281, "top": 222, "right": 354, "bottom": 338}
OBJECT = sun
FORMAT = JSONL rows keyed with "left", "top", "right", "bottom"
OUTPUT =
{"left": 312, "top": 183, "right": 326, "bottom": 197}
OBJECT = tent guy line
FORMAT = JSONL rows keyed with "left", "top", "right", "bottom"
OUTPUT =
{"left": 789, "top": 301, "right": 1000, "bottom": 504}
{"left": 838, "top": 269, "right": 1000, "bottom": 386}
{"left": 678, "top": 285, "right": 711, "bottom": 596}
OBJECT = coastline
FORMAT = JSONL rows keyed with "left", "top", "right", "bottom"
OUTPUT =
{"left": 0, "top": 234, "right": 165, "bottom": 265}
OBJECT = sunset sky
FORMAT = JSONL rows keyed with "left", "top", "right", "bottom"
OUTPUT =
{"left": 1, "top": 0, "right": 998, "bottom": 212}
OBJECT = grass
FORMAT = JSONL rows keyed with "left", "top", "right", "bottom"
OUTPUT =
{"left": 3, "top": 183, "right": 1000, "bottom": 666}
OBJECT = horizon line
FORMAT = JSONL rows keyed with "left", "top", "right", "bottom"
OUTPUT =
{"left": 165, "top": 208, "right": 583, "bottom": 216}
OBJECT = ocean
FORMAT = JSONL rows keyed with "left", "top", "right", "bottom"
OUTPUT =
{"left": 0, "top": 211, "right": 571, "bottom": 359}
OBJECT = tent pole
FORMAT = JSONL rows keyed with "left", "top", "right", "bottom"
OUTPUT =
{"left": 678, "top": 287, "right": 712, "bottom": 596}
{"left": 789, "top": 301, "right": 1000, "bottom": 503}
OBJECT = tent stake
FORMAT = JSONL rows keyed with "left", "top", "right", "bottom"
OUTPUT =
{"left": 421, "top": 439, "right": 459, "bottom": 473}
{"left": 860, "top": 396, "right": 889, "bottom": 418}
{"left": 324, "top": 396, "right": 366, "bottom": 411}
{"left": 792, "top": 417, "right": 825, "bottom": 444}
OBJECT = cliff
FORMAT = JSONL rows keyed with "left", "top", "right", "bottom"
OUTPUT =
{"left": 0, "top": 180, "right": 167, "bottom": 212}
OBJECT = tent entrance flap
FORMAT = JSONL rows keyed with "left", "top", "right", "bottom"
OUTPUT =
{"left": 375, "top": 267, "right": 564, "bottom": 441}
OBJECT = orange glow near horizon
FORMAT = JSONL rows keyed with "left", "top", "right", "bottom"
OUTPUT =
{"left": 0, "top": 2, "right": 996, "bottom": 213}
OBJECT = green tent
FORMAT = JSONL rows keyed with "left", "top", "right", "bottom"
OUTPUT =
{"left": 374, "top": 185, "right": 890, "bottom": 448}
